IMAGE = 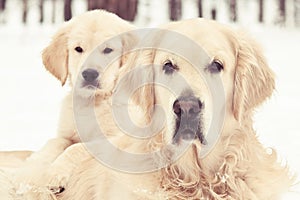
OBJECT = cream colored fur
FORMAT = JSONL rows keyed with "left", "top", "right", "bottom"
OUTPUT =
{"left": 46, "top": 18, "right": 293, "bottom": 200}
{"left": 0, "top": 18, "right": 294, "bottom": 200}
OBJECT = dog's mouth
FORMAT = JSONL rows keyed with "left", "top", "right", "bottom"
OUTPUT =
{"left": 81, "top": 81, "right": 100, "bottom": 90}
{"left": 172, "top": 119, "right": 206, "bottom": 145}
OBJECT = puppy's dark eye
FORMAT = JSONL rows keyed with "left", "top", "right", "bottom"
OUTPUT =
{"left": 163, "top": 60, "right": 177, "bottom": 74}
{"left": 75, "top": 46, "right": 84, "bottom": 53}
{"left": 207, "top": 60, "right": 223, "bottom": 73}
{"left": 103, "top": 47, "right": 113, "bottom": 54}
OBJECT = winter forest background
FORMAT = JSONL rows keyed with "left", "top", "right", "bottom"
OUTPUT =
{"left": 0, "top": 0, "right": 300, "bottom": 26}
{"left": 0, "top": 0, "right": 300, "bottom": 199}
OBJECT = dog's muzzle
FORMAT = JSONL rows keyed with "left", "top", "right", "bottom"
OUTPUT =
{"left": 81, "top": 68, "right": 100, "bottom": 88}
{"left": 172, "top": 95, "right": 206, "bottom": 144}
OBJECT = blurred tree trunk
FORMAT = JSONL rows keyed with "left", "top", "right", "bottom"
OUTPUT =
{"left": 0, "top": 0, "right": 6, "bottom": 23}
{"left": 211, "top": 7, "right": 216, "bottom": 20}
{"left": 64, "top": 0, "right": 72, "bottom": 21}
{"left": 87, "top": 0, "right": 138, "bottom": 21}
{"left": 87, "top": 0, "right": 95, "bottom": 10}
{"left": 106, "top": 0, "right": 118, "bottom": 13}
{"left": 128, "top": 0, "right": 138, "bottom": 21}
{"left": 258, "top": 0, "right": 264, "bottom": 23}
{"left": 229, "top": 0, "right": 237, "bottom": 22}
{"left": 277, "top": 0, "right": 286, "bottom": 25}
{"left": 52, "top": 0, "right": 57, "bottom": 23}
{"left": 87, "top": 0, "right": 106, "bottom": 11}
{"left": 39, "top": 0, "right": 44, "bottom": 23}
{"left": 294, "top": 0, "right": 300, "bottom": 26}
{"left": 0, "top": 0, "right": 6, "bottom": 11}
{"left": 198, "top": 0, "right": 203, "bottom": 17}
{"left": 169, "top": 0, "right": 182, "bottom": 21}
{"left": 22, "top": 0, "right": 28, "bottom": 24}
{"left": 118, "top": 0, "right": 138, "bottom": 21}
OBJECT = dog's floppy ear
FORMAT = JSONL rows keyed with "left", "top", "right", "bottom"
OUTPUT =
{"left": 42, "top": 23, "right": 71, "bottom": 86}
{"left": 232, "top": 32, "right": 275, "bottom": 122}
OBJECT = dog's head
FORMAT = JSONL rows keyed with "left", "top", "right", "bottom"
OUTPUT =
{"left": 42, "top": 10, "right": 136, "bottom": 98}
{"left": 126, "top": 19, "right": 274, "bottom": 148}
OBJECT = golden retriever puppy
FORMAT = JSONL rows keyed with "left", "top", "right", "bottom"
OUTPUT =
{"left": 26, "top": 9, "right": 136, "bottom": 163}
{"left": 42, "top": 18, "right": 293, "bottom": 200}
{"left": 0, "top": 10, "right": 137, "bottom": 199}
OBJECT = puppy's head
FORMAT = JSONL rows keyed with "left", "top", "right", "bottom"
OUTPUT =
{"left": 42, "top": 10, "right": 136, "bottom": 98}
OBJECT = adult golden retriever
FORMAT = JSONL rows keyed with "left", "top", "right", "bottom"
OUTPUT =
{"left": 0, "top": 10, "right": 137, "bottom": 199}
{"left": 23, "top": 18, "right": 294, "bottom": 199}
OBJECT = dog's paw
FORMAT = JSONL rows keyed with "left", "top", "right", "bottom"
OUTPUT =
{"left": 45, "top": 169, "right": 69, "bottom": 195}
{"left": 49, "top": 186, "right": 65, "bottom": 195}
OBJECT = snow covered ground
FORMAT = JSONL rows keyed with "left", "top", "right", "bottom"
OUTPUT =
{"left": 0, "top": 0, "right": 299, "bottom": 199}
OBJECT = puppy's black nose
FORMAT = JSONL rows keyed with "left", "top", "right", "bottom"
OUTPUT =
{"left": 82, "top": 69, "right": 99, "bottom": 82}
{"left": 173, "top": 97, "right": 202, "bottom": 118}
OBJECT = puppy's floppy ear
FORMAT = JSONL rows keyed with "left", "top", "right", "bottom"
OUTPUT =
{"left": 42, "top": 23, "right": 71, "bottom": 86}
{"left": 120, "top": 32, "right": 139, "bottom": 67}
{"left": 118, "top": 49, "right": 155, "bottom": 123}
{"left": 232, "top": 32, "right": 275, "bottom": 122}
{"left": 118, "top": 31, "right": 155, "bottom": 121}
{"left": 132, "top": 68, "right": 155, "bottom": 123}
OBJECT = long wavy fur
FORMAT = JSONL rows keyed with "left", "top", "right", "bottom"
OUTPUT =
{"left": 145, "top": 126, "right": 293, "bottom": 200}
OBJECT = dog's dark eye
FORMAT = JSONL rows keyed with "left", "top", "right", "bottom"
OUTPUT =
{"left": 75, "top": 46, "right": 84, "bottom": 53}
{"left": 207, "top": 60, "right": 223, "bottom": 73}
{"left": 103, "top": 47, "right": 113, "bottom": 54}
{"left": 163, "top": 60, "right": 177, "bottom": 74}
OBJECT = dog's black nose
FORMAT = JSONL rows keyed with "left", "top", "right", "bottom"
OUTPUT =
{"left": 172, "top": 96, "right": 205, "bottom": 144}
{"left": 173, "top": 97, "right": 202, "bottom": 118}
{"left": 82, "top": 69, "right": 99, "bottom": 82}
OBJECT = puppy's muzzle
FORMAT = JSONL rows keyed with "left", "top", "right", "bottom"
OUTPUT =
{"left": 81, "top": 68, "right": 99, "bottom": 88}
{"left": 172, "top": 96, "right": 205, "bottom": 144}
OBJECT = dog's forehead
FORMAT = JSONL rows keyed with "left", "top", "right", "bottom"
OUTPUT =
{"left": 81, "top": 40, "right": 123, "bottom": 70}
{"left": 102, "top": 38, "right": 123, "bottom": 49}
{"left": 157, "top": 19, "right": 237, "bottom": 70}
{"left": 150, "top": 37, "right": 210, "bottom": 70}
{"left": 160, "top": 19, "right": 234, "bottom": 51}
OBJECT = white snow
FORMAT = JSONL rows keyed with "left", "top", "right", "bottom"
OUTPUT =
{"left": 0, "top": 0, "right": 299, "bottom": 199}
